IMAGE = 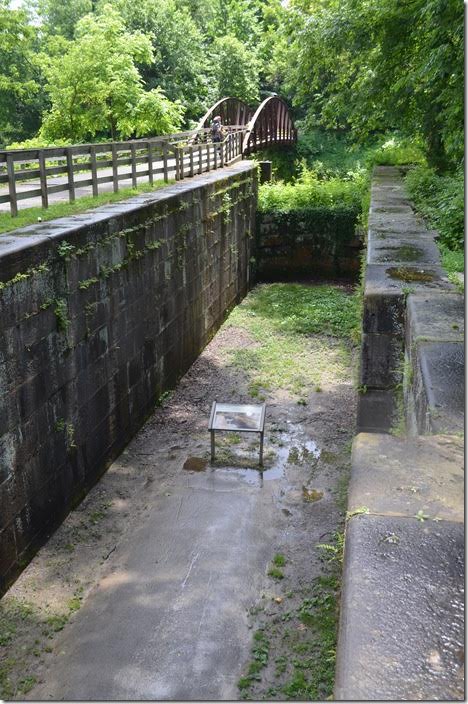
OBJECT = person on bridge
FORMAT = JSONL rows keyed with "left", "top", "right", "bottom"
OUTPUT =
{"left": 210, "top": 115, "right": 225, "bottom": 143}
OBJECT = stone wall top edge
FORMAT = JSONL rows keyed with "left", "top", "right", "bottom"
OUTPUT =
{"left": 0, "top": 161, "right": 257, "bottom": 279}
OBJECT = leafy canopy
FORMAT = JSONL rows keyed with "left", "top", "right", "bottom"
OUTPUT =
{"left": 39, "top": 4, "right": 184, "bottom": 142}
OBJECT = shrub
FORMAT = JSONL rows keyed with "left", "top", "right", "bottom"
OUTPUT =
{"left": 258, "top": 166, "right": 367, "bottom": 215}
{"left": 366, "top": 136, "right": 426, "bottom": 168}
{"left": 405, "top": 166, "right": 463, "bottom": 251}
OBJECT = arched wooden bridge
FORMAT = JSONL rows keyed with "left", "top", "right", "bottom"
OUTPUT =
{"left": 195, "top": 96, "right": 297, "bottom": 154}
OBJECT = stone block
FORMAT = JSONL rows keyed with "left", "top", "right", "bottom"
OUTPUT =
{"left": 406, "top": 292, "right": 464, "bottom": 344}
{"left": 335, "top": 514, "right": 464, "bottom": 701}
{"left": 349, "top": 433, "right": 464, "bottom": 522}
{"left": 356, "top": 388, "right": 397, "bottom": 433}
{"left": 360, "top": 333, "right": 403, "bottom": 388}
{"left": 367, "top": 235, "right": 441, "bottom": 266}
{"left": 365, "top": 263, "right": 454, "bottom": 298}
{"left": 412, "top": 341, "right": 464, "bottom": 435}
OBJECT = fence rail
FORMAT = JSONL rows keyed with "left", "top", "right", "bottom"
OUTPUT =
{"left": 0, "top": 128, "right": 247, "bottom": 216}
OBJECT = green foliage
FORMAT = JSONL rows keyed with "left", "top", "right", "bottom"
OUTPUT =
{"left": 113, "top": 0, "right": 211, "bottom": 122}
{"left": 405, "top": 166, "right": 463, "bottom": 251}
{"left": 258, "top": 166, "right": 366, "bottom": 214}
{"left": 54, "top": 298, "right": 70, "bottom": 333}
{"left": 279, "top": 0, "right": 463, "bottom": 170}
{"left": 33, "top": 0, "right": 94, "bottom": 39}
{"left": 0, "top": 2, "right": 42, "bottom": 146}
{"left": 212, "top": 35, "right": 260, "bottom": 105}
{"left": 39, "top": 4, "right": 184, "bottom": 142}
{"left": 366, "top": 137, "right": 426, "bottom": 168}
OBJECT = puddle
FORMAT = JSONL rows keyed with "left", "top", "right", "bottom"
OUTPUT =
{"left": 302, "top": 488, "right": 324, "bottom": 502}
{"left": 381, "top": 244, "right": 424, "bottom": 262}
{"left": 185, "top": 430, "right": 321, "bottom": 488}
{"left": 183, "top": 457, "right": 208, "bottom": 472}
{"left": 386, "top": 266, "right": 435, "bottom": 283}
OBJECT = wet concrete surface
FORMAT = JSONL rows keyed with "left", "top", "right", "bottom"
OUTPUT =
{"left": 335, "top": 514, "right": 464, "bottom": 701}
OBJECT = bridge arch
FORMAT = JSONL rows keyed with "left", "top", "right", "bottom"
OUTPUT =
{"left": 195, "top": 96, "right": 296, "bottom": 154}
{"left": 195, "top": 97, "right": 253, "bottom": 130}
{"left": 242, "top": 96, "right": 296, "bottom": 154}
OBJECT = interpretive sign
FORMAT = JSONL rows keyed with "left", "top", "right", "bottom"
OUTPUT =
{"left": 208, "top": 401, "right": 266, "bottom": 465}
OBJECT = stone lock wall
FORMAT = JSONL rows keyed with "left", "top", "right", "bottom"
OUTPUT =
{"left": 0, "top": 162, "right": 257, "bottom": 591}
{"left": 255, "top": 210, "right": 362, "bottom": 280}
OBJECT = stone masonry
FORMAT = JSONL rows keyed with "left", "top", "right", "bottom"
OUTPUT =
{"left": 0, "top": 162, "right": 258, "bottom": 592}
{"left": 335, "top": 166, "right": 464, "bottom": 700}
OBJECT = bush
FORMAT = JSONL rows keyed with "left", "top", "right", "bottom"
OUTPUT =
{"left": 258, "top": 166, "right": 367, "bottom": 214}
{"left": 405, "top": 166, "right": 463, "bottom": 251}
{"left": 366, "top": 137, "right": 426, "bottom": 168}
{"left": 6, "top": 137, "right": 71, "bottom": 150}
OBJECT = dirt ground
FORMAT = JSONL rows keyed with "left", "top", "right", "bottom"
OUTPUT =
{"left": 0, "top": 281, "right": 357, "bottom": 700}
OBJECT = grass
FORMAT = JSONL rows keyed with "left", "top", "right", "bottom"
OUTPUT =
{"left": 239, "top": 570, "right": 340, "bottom": 700}
{"left": 0, "top": 588, "right": 85, "bottom": 698}
{"left": 223, "top": 283, "right": 359, "bottom": 400}
{"left": 0, "top": 179, "right": 173, "bottom": 235}
{"left": 440, "top": 246, "right": 464, "bottom": 292}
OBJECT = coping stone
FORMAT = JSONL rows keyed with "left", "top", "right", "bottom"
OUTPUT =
{"left": 349, "top": 432, "right": 464, "bottom": 523}
{"left": 406, "top": 293, "right": 464, "bottom": 343}
{"left": 367, "top": 236, "right": 441, "bottom": 267}
{"left": 416, "top": 341, "right": 464, "bottom": 434}
{"left": 365, "top": 263, "right": 454, "bottom": 296}
{"left": 335, "top": 514, "right": 464, "bottom": 701}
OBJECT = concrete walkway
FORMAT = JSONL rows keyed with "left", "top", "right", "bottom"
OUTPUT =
{"left": 31, "top": 466, "right": 279, "bottom": 700}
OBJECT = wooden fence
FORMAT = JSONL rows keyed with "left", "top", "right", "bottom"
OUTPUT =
{"left": 0, "top": 128, "right": 246, "bottom": 216}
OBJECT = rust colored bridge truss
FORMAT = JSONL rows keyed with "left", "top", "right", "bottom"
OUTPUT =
{"left": 196, "top": 96, "right": 297, "bottom": 154}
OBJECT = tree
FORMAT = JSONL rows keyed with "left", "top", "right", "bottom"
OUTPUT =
{"left": 0, "top": 1, "right": 42, "bottom": 146}
{"left": 111, "top": 0, "right": 211, "bottom": 123}
{"left": 31, "top": 0, "right": 94, "bottom": 39}
{"left": 39, "top": 5, "right": 184, "bottom": 142}
{"left": 280, "top": 0, "right": 463, "bottom": 170}
{"left": 212, "top": 35, "right": 260, "bottom": 105}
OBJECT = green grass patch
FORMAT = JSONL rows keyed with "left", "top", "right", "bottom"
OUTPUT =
{"left": 0, "top": 180, "right": 172, "bottom": 235}
{"left": 224, "top": 283, "right": 358, "bottom": 399}
{"left": 272, "top": 553, "right": 286, "bottom": 567}
{"left": 267, "top": 566, "right": 284, "bottom": 580}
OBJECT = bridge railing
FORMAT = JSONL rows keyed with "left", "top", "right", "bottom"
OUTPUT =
{"left": 173, "top": 128, "right": 246, "bottom": 181}
{"left": 0, "top": 127, "right": 246, "bottom": 216}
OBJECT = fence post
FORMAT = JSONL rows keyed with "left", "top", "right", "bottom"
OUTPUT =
{"left": 130, "top": 143, "right": 137, "bottom": 189}
{"left": 38, "top": 151, "right": 48, "bottom": 209}
{"left": 90, "top": 146, "right": 98, "bottom": 197}
{"left": 189, "top": 146, "right": 194, "bottom": 177}
{"left": 198, "top": 145, "right": 203, "bottom": 174}
{"left": 66, "top": 148, "right": 75, "bottom": 203}
{"left": 111, "top": 144, "right": 119, "bottom": 192}
{"left": 6, "top": 154, "right": 17, "bottom": 217}
{"left": 220, "top": 140, "right": 224, "bottom": 168}
{"left": 206, "top": 143, "right": 211, "bottom": 172}
{"left": 147, "top": 141, "right": 154, "bottom": 186}
{"left": 180, "top": 148, "right": 185, "bottom": 179}
{"left": 162, "top": 142, "right": 169, "bottom": 182}
{"left": 214, "top": 142, "right": 218, "bottom": 170}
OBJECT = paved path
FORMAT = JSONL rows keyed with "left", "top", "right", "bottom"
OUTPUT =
{"left": 31, "top": 467, "right": 278, "bottom": 700}
{"left": 0, "top": 159, "right": 178, "bottom": 212}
